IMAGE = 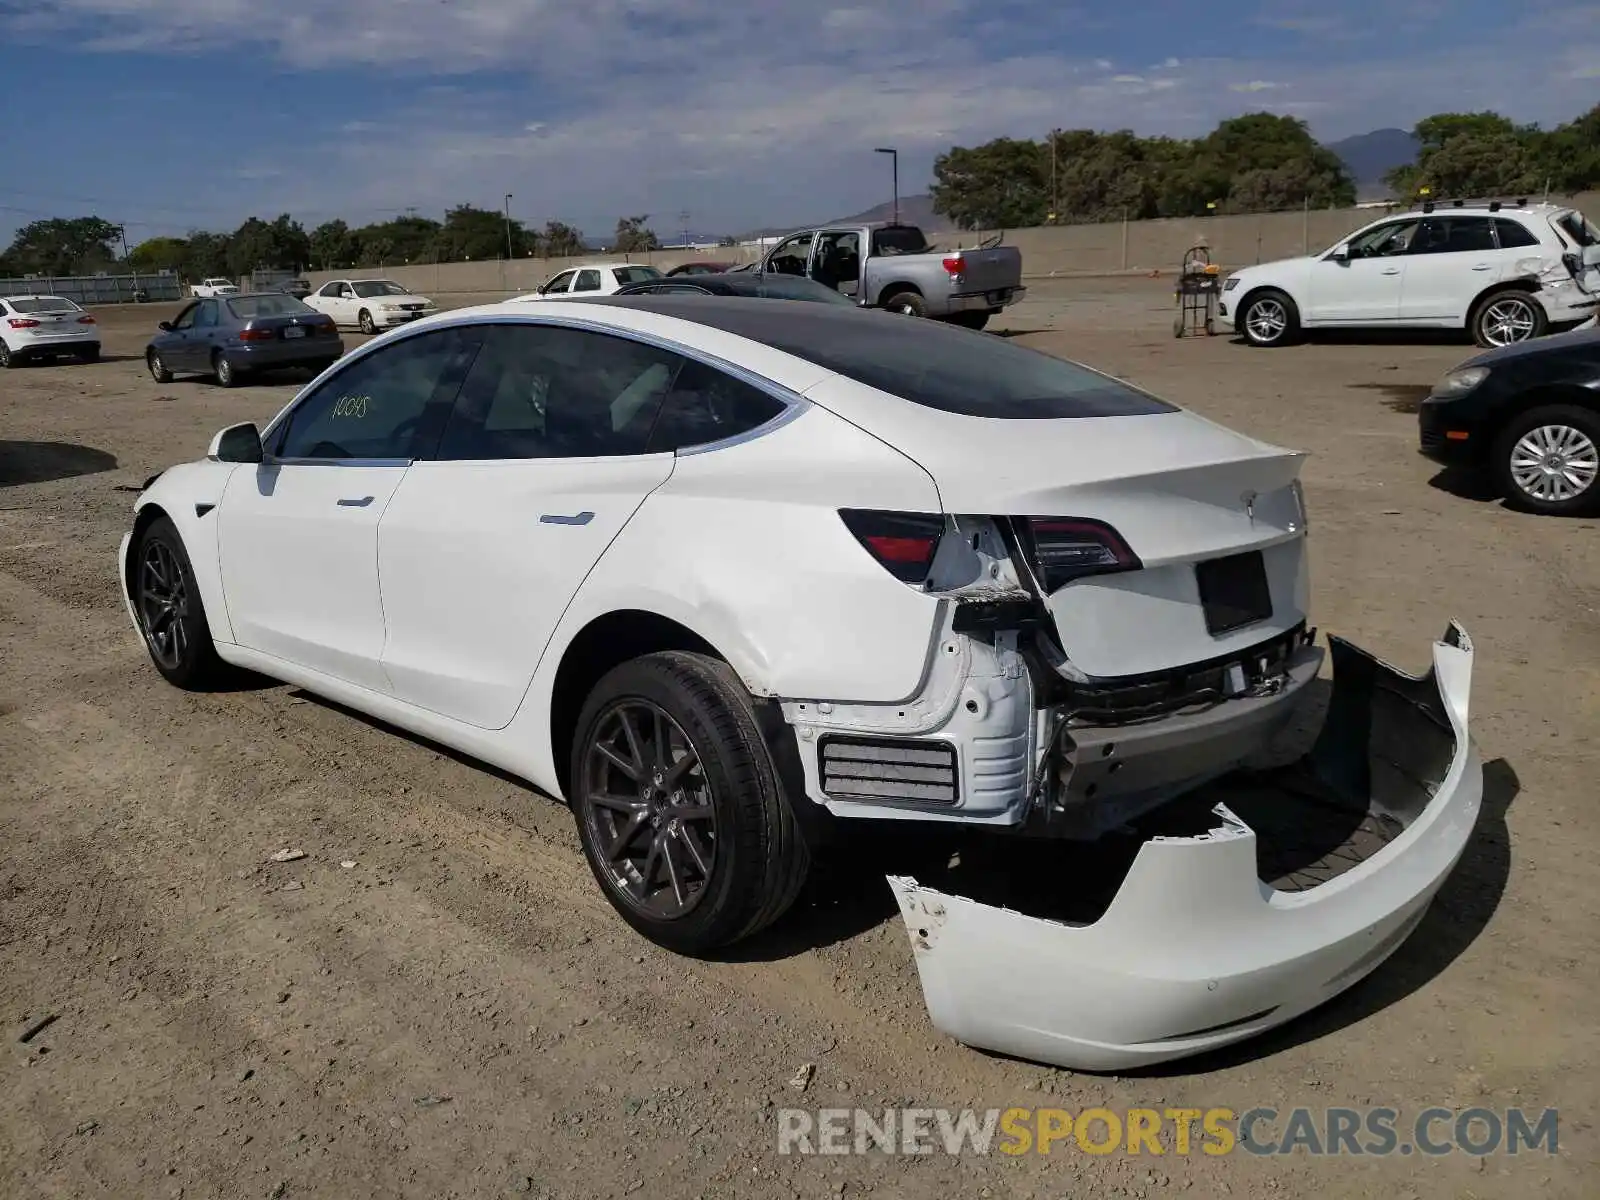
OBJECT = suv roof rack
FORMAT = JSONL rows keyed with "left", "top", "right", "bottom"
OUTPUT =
{"left": 1418, "top": 195, "right": 1534, "bottom": 214}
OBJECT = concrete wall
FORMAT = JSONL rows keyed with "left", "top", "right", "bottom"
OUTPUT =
{"left": 305, "top": 192, "right": 1600, "bottom": 296}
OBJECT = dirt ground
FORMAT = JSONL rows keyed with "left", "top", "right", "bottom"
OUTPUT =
{"left": 2, "top": 282, "right": 1596, "bottom": 1199}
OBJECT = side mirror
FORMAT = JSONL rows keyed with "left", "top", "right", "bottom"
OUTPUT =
{"left": 208, "top": 422, "right": 264, "bottom": 464}
{"left": 157, "top": 320, "right": 173, "bottom": 331}
{"left": 1331, "top": 245, "right": 1350, "bottom": 262}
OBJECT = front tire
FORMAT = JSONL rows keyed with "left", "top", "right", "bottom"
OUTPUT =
{"left": 1239, "top": 289, "right": 1299, "bottom": 347}
{"left": 132, "top": 516, "right": 228, "bottom": 689}
{"left": 571, "top": 651, "right": 809, "bottom": 954}
{"left": 1493, "top": 404, "right": 1600, "bottom": 516}
{"left": 1471, "top": 289, "right": 1546, "bottom": 349}
{"left": 358, "top": 308, "right": 377, "bottom": 335}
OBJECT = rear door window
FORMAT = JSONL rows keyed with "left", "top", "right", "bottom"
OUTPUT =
{"left": 433, "top": 324, "right": 682, "bottom": 460}
{"left": 1410, "top": 217, "right": 1496, "bottom": 254}
{"left": 1493, "top": 219, "right": 1541, "bottom": 249}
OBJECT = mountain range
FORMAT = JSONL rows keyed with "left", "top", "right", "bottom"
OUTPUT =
{"left": 733, "top": 129, "right": 1419, "bottom": 239}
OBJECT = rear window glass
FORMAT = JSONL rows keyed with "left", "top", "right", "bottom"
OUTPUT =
{"left": 9, "top": 297, "right": 81, "bottom": 314}
{"left": 756, "top": 315, "right": 1176, "bottom": 418}
{"left": 228, "top": 294, "right": 316, "bottom": 319}
{"left": 1556, "top": 212, "right": 1598, "bottom": 248}
{"left": 613, "top": 266, "right": 661, "bottom": 284}
{"left": 870, "top": 226, "right": 931, "bottom": 256}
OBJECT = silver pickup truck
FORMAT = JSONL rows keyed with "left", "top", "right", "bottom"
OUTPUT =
{"left": 757, "top": 223, "right": 1025, "bottom": 330}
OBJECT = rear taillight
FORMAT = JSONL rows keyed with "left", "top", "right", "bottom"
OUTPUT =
{"left": 941, "top": 255, "right": 965, "bottom": 277}
{"left": 238, "top": 328, "right": 275, "bottom": 342}
{"left": 6, "top": 317, "right": 39, "bottom": 328}
{"left": 77, "top": 315, "right": 96, "bottom": 324}
{"left": 839, "top": 509, "right": 944, "bottom": 584}
{"left": 1015, "top": 517, "right": 1140, "bottom": 592}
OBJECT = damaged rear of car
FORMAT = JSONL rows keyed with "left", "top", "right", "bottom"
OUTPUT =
{"left": 731, "top": 311, "right": 1484, "bottom": 1069}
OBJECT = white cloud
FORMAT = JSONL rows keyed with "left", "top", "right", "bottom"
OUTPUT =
{"left": 3, "top": 0, "right": 1596, "bottom": 235}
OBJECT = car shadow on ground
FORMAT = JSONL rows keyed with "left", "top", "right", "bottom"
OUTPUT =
{"left": 1427, "top": 465, "right": 1504, "bottom": 504}
{"left": 1230, "top": 329, "right": 1476, "bottom": 350}
{"left": 994, "top": 327, "right": 1057, "bottom": 338}
{"left": 1346, "top": 382, "right": 1434, "bottom": 414}
{"left": 0, "top": 440, "right": 118, "bottom": 486}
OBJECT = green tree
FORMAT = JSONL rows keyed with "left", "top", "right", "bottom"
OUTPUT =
{"left": 930, "top": 137, "right": 1047, "bottom": 229}
{"left": 225, "top": 214, "right": 311, "bottom": 277}
{"left": 350, "top": 215, "right": 441, "bottom": 265}
{"left": 540, "top": 220, "right": 585, "bottom": 257}
{"left": 613, "top": 215, "right": 660, "bottom": 253}
{"left": 1382, "top": 111, "right": 1542, "bottom": 199}
{"left": 309, "top": 219, "right": 353, "bottom": 270}
{"left": 1201, "top": 114, "right": 1355, "bottom": 210}
{"left": 427, "top": 204, "right": 527, "bottom": 261}
{"left": 180, "top": 230, "right": 232, "bottom": 279}
{"left": 3, "top": 216, "right": 122, "bottom": 275}
{"left": 128, "top": 236, "right": 189, "bottom": 273}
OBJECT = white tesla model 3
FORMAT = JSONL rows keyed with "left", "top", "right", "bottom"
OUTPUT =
{"left": 119, "top": 296, "right": 1481, "bottom": 1070}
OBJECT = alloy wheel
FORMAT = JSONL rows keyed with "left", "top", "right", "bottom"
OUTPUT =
{"left": 1509, "top": 423, "right": 1599, "bottom": 503}
{"left": 1480, "top": 296, "right": 1537, "bottom": 346}
{"left": 138, "top": 538, "right": 191, "bottom": 670}
{"left": 580, "top": 699, "right": 717, "bottom": 921}
{"left": 1246, "top": 298, "right": 1287, "bottom": 343}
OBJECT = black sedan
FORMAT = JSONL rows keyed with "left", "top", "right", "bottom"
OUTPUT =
{"left": 1420, "top": 324, "right": 1600, "bottom": 515}
{"left": 612, "top": 272, "right": 856, "bottom": 305}
{"left": 147, "top": 293, "right": 344, "bottom": 388}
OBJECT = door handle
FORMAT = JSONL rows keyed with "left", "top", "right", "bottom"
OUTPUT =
{"left": 1471, "top": 264, "right": 1493, "bottom": 271}
{"left": 1381, "top": 268, "right": 1401, "bottom": 275}
{"left": 540, "top": 511, "right": 594, "bottom": 525}
{"left": 337, "top": 496, "right": 375, "bottom": 507}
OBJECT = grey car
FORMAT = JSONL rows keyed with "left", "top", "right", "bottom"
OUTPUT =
{"left": 146, "top": 293, "right": 344, "bottom": 388}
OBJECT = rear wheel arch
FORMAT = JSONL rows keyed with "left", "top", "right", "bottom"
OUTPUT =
{"left": 549, "top": 610, "right": 729, "bottom": 802}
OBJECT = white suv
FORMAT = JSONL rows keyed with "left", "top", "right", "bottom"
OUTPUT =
{"left": 1219, "top": 201, "right": 1600, "bottom": 349}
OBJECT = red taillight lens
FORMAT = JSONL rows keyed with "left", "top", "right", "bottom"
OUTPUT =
{"left": 7, "top": 317, "right": 40, "bottom": 328}
{"left": 1016, "top": 517, "right": 1140, "bottom": 592}
{"left": 839, "top": 509, "right": 944, "bottom": 584}
{"left": 77, "top": 314, "right": 96, "bottom": 324}
{"left": 941, "top": 255, "right": 965, "bottom": 275}
{"left": 238, "top": 328, "right": 275, "bottom": 342}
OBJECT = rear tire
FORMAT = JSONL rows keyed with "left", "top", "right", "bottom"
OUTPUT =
{"left": 76, "top": 345, "right": 100, "bottom": 363}
{"left": 131, "top": 516, "right": 228, "bottom": 689}
{"left": 883, "top": 291, "right": 927, "bottom": 318}
{"left": 0, "top": 341, "right": 15, "bottom": 369}
{"left": 1471, "top": 289, "right": 1546, "bottom": 349}
{"left": 1492, "top": 404, "right": 1600, "bottom": 516}
{"left": 570, "top": 651, "right": 810, "bottom": 954}
{"left": 1239, "top": 289, "right": 1299, "bottom": 347}
{"left": 213, "top": 351, "right": 239, "bottom": 388}
{"left": 147, "top": 349, "right": 173, "bottom": 383}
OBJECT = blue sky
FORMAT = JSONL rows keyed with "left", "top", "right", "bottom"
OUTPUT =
{"left": 1, "top": 0, "right": 1596, "bottom": 247}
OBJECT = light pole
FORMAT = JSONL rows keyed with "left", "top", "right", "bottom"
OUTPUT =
{"left": 874, "top": 147, "right": 898, "bottom": 225}
{"left": 504, "top": 193, "right": 515, "bottom": 260}
{"left": 1049, "top": 128, "right": 1059, "bottom": 224}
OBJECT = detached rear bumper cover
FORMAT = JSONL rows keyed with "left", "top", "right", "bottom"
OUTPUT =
{"left": 889, "top": 623, "right": 1481, "bottom": 1072}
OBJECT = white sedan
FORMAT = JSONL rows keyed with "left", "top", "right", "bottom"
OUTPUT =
{"left": 304, "top": 278, "right": 439, "bottom": 334}
{"left": 0, "top": 294, "right": 100, "bottom": 366}
{"left": 512, "top": 262, "right": 663, "bottom": 300}
{"left": 116, "top": 295, "right": 1480, "bottom": 1071}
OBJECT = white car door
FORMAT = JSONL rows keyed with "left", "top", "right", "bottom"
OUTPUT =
{"left": 308, "top": 281, "right": 345, "bottom": 321}
{"left": 216, "top": 326, "right": 482, "bottom": 691}
{"left": 570, "top": 268, "right": 605, "bottom": 296}
{"left": 376, "top": 320, "right": 717, "bottom": 729}
{"left": 1397, "top": 216, "right": 1508, "bottom": 323}
{"left": 1304, "top": 219, "right": 1417, "bottom": 323}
